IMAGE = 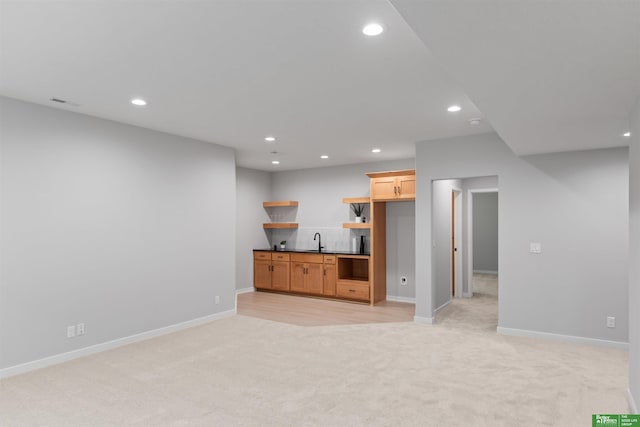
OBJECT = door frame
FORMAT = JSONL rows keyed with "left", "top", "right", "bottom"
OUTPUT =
{"left": 466, "top": 188, "right": 499, "bottom": 297}
{"left": 451, "top": 188, "right": 463, "bottom": 298}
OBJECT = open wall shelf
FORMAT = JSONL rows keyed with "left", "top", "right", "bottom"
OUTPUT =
{"left": 263, "top": 223, "right": 298, "bottom": 229}
{"left": 263, "top": 201, "right": 298, "bottom": 207}
{"left": 342, "top": 223, "right": 371, "bottom": 229}
{"left": 342, "top": 197, "right": 370, "bottom": 204}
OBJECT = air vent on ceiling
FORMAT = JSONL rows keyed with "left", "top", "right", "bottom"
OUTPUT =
{"left": 50, "top": 97, "right": 67, "bottom": 104}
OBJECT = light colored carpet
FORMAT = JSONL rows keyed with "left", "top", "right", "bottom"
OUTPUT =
{"left": 0, "top": 276, "right": 629, "bottom": 426}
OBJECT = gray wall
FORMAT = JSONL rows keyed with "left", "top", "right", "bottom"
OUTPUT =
{"left": 629, "top": 98, "right": 640, "bottom": 411}
{"left": 415, "top": 133, "right": 629, "bottom": 346}
{"left": 270, "top": 159, "right": 416, "bottom": 299}
{"left": 236, "top": 167, "right": 271, "bottom": 290}
{"left": 385, "top": 201, "right": 415, "bottom": 300}
{"left": 473, "top": 192, "right": 498, "bottom": 273}
{"left": 0, "top": 97, "right": 236, "bottom": 370}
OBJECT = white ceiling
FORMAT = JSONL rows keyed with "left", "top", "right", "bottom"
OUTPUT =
{"left": 1, "top": 1, "right": 638, "bottom": 170}
{"left": 391, "top": 0, "right": 640, "bottom": 155}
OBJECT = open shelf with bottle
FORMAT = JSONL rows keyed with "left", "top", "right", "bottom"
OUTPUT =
{"left": 342, "top": 197, "right": 370, "bottom": 228}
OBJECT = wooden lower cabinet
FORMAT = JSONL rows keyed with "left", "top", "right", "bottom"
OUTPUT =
{"left": 336, "top": 281, "right": 370, "bottom": 301}
{"left": 323, "top": 256, "right": 336, "bottom": 296}
{"left": 254, "top": 251, "right": 371, "bottom": 303}
{"left": 253, "top": 251, "right": 290, "bottom": 291}
{"left": 271, "top": 260, "right": 290, "bottom": 291}
{"left": 254, "top": 259, "right": 272, "bottom": 290}
{"left": 290, "top": 260, "right": 323, "bottom": 295}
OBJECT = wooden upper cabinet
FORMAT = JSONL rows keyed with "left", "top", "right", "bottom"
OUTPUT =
{"left": 396, "top": 174, "right": 416, "bottom": 200}
{"left": 367, "top": 169, "right": 416, "bottom": 201}
{"left": 370, "top": 176, "right": 397, "bottom": 200}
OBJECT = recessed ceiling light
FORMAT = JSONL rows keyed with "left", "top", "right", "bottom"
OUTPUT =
{"left": 265, "top": 136, "right": 276, "bottom": 142}
{"left": 131, "top": 98, "right": 147, "bottom": 106}
{"left": 469, "top": 118, "right": 482, "bottom": 125}
{"left": 371, "top": 148, "right": 381, "bottom": 153}
{"left": 623, "top": 132, "right": 631, "bottom": 137}
{"left": 362, "top": 23, "right": 384, "bottom": 36}
{"left": 272, "top": 160, "right": 280, "bottom": 165}
{"left": 447, "top": 105, "right": 461, "bottom": 112}
{"left": 320, "top": 155, "right": 329, "bottom": 159}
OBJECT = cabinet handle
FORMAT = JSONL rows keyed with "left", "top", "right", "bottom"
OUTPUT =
{"left": 397, "top": 186, "right": 401, "bottom": 195}
{"left": 323, "top": 268, "right": 326, "bottom": 276}
{"left": 349, "top": 289, "right": 356, "bottom": 293}
{"left": 394, "top": 186, "right": 397, "bottom": 195}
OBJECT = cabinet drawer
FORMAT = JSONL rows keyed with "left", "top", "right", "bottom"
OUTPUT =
{"left": 336, "top": 282, "right": 370, "bottom": 301}
{"left": 272, "top": 253, "right": 290, "bottom": 261}
{"left": 323, "top": 255, "right": 336, "bottom": 264}
{"left": 290, "top": 253, "right": 323, "bottom": 263}
{"left": 254, "top": 251, "right": 271, "bottom": 260}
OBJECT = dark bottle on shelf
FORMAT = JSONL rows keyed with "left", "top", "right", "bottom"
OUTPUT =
{"left": 359, "top": 235, "right": 365, "bottom": 254}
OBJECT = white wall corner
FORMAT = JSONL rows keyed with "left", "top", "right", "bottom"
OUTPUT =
{"left": 0, "top": 309, "right": 236, "bottom": 380}
{"left": 629, "top": 389, "right": 639, "bottom": 414}
{"left": 434, "top": 299, "right": 452, "bottom": 314}
{"left": 497, "top": 327, "right": 629, "bottom": 350}
{"left": 414, "top": 315, "right": 435, "bottom": 324}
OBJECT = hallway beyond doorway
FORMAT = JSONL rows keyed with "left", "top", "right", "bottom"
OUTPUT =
{"left": 436, "top": 273, "right": 498, "bottom": 331}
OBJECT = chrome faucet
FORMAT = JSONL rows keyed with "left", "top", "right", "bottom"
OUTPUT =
{"left": 313, "top": 232, "right": 324, "bottom": 253}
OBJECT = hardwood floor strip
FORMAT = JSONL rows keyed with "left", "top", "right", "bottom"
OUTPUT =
{"left": 237, "top": 291, "right": 415, "bottom": 326}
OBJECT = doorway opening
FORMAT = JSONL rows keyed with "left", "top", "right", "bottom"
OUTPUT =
{"left": 432, "top": 177, "right": 499, "bottom": 331}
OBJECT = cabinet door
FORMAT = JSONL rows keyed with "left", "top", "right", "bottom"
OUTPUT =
{"left": 371, "top": 176, "right": 397, "bottom": 201}
{"left": 306, "top": 263, "right": 324, "bottom": 295}
{"left": 254, "top": 259, "right": 272, "bottom": 289}
{"left": 290, "top": 262, "right": 306, "bottom": 293}
{"left": 397, "top": 175, "right": 416, "bottom": 200}
{"left": 271, "top": 260, "right": 290, "bottom": 291}
{"left": 323, "top": 263, "right": 336, "bottom": 296}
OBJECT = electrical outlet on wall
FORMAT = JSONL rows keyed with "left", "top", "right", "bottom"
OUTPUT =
{"left": 215, "top": 296, "right": 220, "bottom": 305}
{"left": 529, "top": 242, "right": 542, "bottom": 254}
{"left": 77, "top": 323, "right": 85, "bottom": 336}
{"left": 607, "top": 317, "right": 616, "bottom": 328}
{"left": 66, "top": 325, "right": 76, "bottom": 338}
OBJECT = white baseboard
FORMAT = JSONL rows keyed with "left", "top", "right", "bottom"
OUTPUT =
{"left": 497, "top": 326, "right": 628, "bottom": 350}
{"left": 473, "top": 270, "right": 498, "bottom": 275}
{"left": 236, "top": 287, "right": 255, "bottom": 294}
{"left": 414, "top": 315, "right": 435, "bottom": 324}
{"left": 629, "top": 388, "right": 639, "bottom": 414}
{"left": 0, "top": 309, "right": 236, "bottom": 380}
{"left": 434, "top": 299, "right": 452, "bottom": 314}
{"left": 386, "top": 295, "right": 416, "bottom": 304}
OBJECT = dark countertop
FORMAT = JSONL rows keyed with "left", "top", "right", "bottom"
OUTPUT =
{"left": 254, "top": 248, "right": 370, "bottom": 256}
